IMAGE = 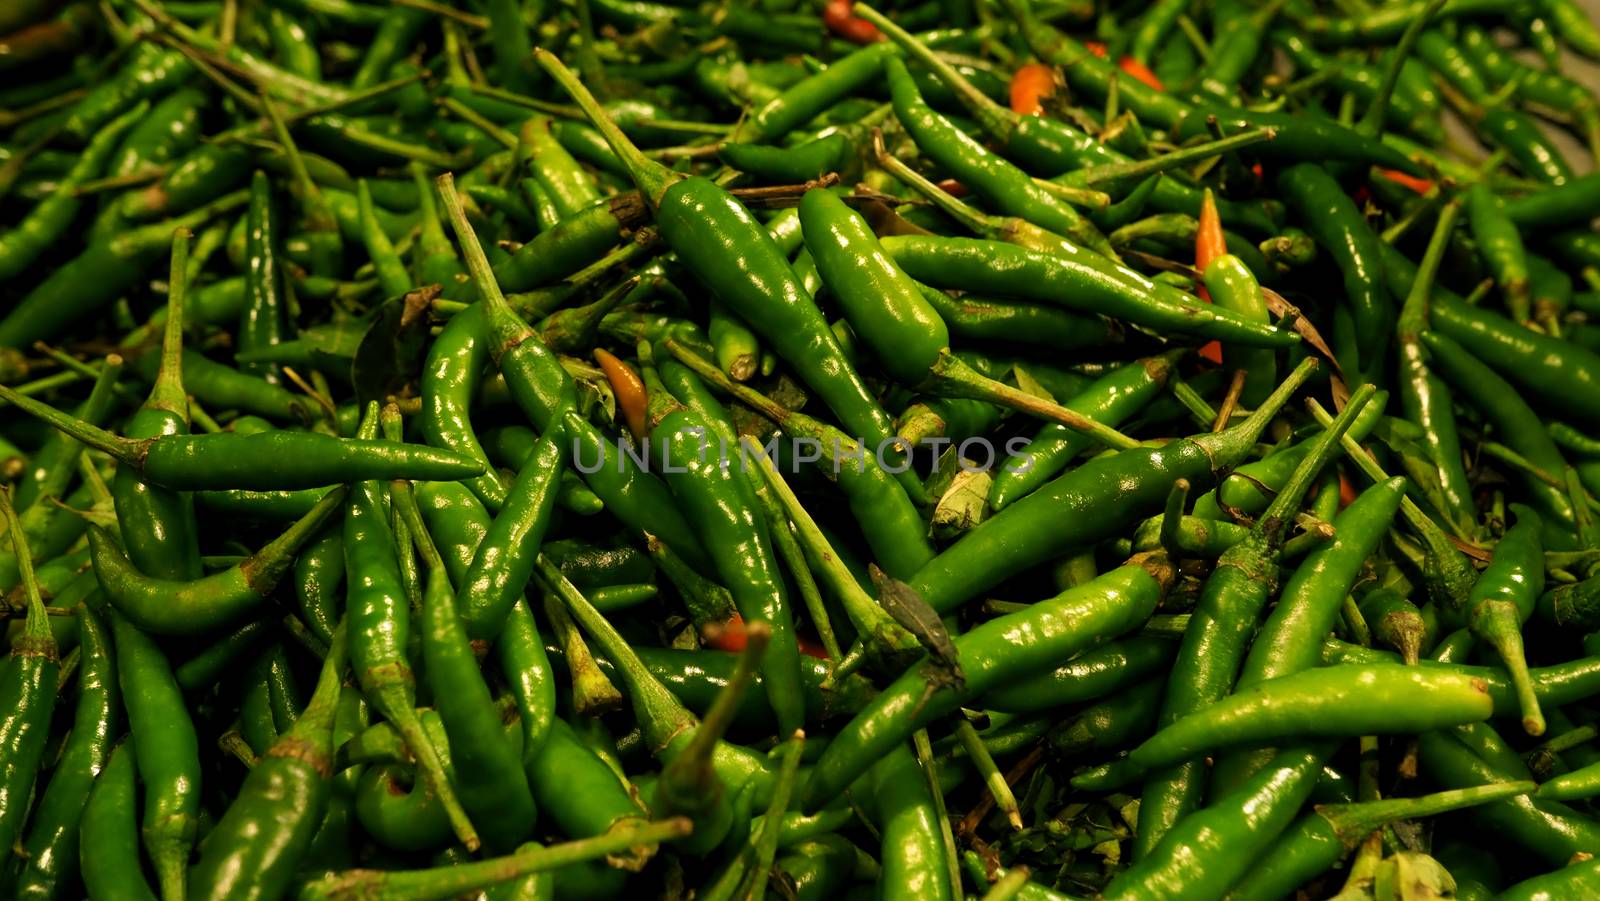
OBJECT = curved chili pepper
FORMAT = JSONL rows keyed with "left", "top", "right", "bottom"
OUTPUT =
{"left": 881, "top": 235, "right": 1296, "bottom": 346}
{"left": 538, "top": 53, "right": 927, "bottom": 506}
{"left": 907, "top": 358, "right": 1317, "bottom": 616}
{"left": 12, "top": 601, "right": 115, "bottom": 901}
{"left": 990, "top": 352, "right": 1179, "bottom": 510}
{"left": 802, "top": 552, "right": 1174, "bottom": 810}
{"left": 344, "top": 404, "right": 478, "bottom": 852}
{"left": 1109, "top": 745, "right": 1332, "bottom": 900}
{"left": 1423, "top": 329, "right": 1574, "bottom": 527}
{"left": 89, "top": 488, "right": 344, "bottom": 635}
{"left": 395, "top": 483, "right": 537, "bottom": 854}
{"left": 189, "top": 625, "right": 349, "bottom": 899}
{"left": 0, "top": 102, "right": 143, "bottom": 282}
{"left": 1079, "top": 666, "right": 1494, "bottom": 790}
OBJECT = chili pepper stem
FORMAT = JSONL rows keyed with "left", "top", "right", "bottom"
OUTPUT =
{"left": 300, "top": 817, "right": 693, "bottom": 901}
{"left": 656, "top": 623, "right": 770, "bottom": 826}
{"left": 925, "top": 351, "right": 1141, "bottom": 450}
{"left": 532, "top": 48, "right": 679, "bottom": 206}
{"left": 737, "top": 436, "right": 921, "bottom": 664}
{"left": 0, "top": 384, "right": 145, "bottom": 470}
{"left": 1188, "top": 356, "right": 1319, "bottom": 475}
{"left": 543, "top": 591, "right": 624, "bottom": 716}
{"left": 956, "top": 720, "right": 1024, "bottom": 831}
{"left": 1323, "top": 780, "right": 1537, "bottom": 844}
{"left": 148, "top": 228, "right": 191, "bottom": 417}
{"left": 1479, "top": 603, "right": 1546, "bottom": 736}
{"left": 535, "top": 556, "right": 699, "bottom": 751}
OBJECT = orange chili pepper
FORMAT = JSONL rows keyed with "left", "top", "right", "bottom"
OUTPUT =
{"left": 1375, "top": 168, "right": 1435, "bottom": 196}
{"left": 1009, "top": 63, "right": 1058, "bottom": 116}
{"left": 823, "top": 0, "right": 882, "bottom": 44}
{"left": 1339, "top": 472, "right": 1358, "bottom": 509}
{"left": 1080, "top": 42, "right": 1166, "bottom": 91}
{"left": 1195, "top": 189, "right": 1227, "bottom": 274}
{"left": 704, "top": 613, "right": 828, "bottom": 659}
{"left": 594, "top": 348, "right": 649, "bottom": 442}
{"left": 1196, "top": 190, "right": 1226, "bottom": 364}
{"left": 1117, "top": 57, "right": 1165, "bottom": 92}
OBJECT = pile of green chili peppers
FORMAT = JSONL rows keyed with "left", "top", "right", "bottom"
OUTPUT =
{"left": 6, "top": 0, "right": 1600, "bottom": 897}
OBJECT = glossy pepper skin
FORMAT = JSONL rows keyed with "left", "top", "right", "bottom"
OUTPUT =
{"left": 187, "top": 628, "right": 350, "bottom": 901}
{"left": 535, "top": 49, "right": 925, "bottom": 507}
{"left": 905, "top": 360, "right": 1316, "bottom": 614}
{"left": 1277, "top": 163, "right": 1393, "bottom": 383}
{"left": 802, "top": 553, "right": 1173, "bottom": 810}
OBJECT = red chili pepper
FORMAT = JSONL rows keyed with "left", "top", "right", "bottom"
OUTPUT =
{"left": 705, "top": 613, "right": 828, "bottom": 659}
{"left": 1375, "top": 168, "right": 1435, "bottom": 196}
{"left": 823, "top": 0, "right": 882, "bottom": 44}
{"left": 1009, "top": 63, "right": 1057, "bottom": 116}
{"left": 1079, "top": 42, "right": 1167, "bottom": 90}
{"left": 1117, "top": 57, "right": 1165, "bottom": 92}
{"left": 936, "top": 178, "right": 970, "bottom": 198}
{"left": 1339, "top": 472, "right": 1358, "bottom": 509}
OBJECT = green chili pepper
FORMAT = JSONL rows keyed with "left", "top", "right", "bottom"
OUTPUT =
{"left": 906, "top": 358, "right": 1317, "bottom": 615}
{"left": 78, "top": 743, "right": 157, "bottom": 901}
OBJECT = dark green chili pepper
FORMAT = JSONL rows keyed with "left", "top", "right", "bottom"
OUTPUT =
{"left": 882, "top": 234, "right": 1295, "bottom": 346}
{"left": 395, "top": 482, "right": 537, "bottom": 854}
{"left": 0, "top": 385, "right": 486, "bottom": 490}
{"left": 189, "top": 625, "right": 349, "bottom": 900}
{"left": 108, "top": 607, "right": 194, "bottom": 901}
{"left": 1078, "top": 666, "right": 1493, "bottom": 790}
{"left": 905, "top": 358, "right": 1317, "bottom": 615}
{"left": 0, "top": 190, "right": 249, "bottom": 349}
{"left": 78, "top": 743, "right": 156, "bottom": 901}
{"left": 990, "top": 352, "right": 1178, "bottom": 511}
{"left": 638, "top": 346, "right": 805, "bottom": 736}
{"left": 802, "top": 552, "right": 1174, "bottom": 810}
{"left": 0, "top": 102, "right": 143, "bottom": 281}
{"left": 536, "top": 51, "right": 924, "bottom": 505}
{"left": 460, "top": 433, "right": 562, "bottom": 640}
{"left": 89, "top": 488, "right": 344, "bottom": 635}
{"left": 1423, "top": 329, "right": 1574, "bottom": 526}
{"left": 882, "top": 56, "right": 1111, "bottom": 257}
{"left": 12, "top": 600, "right": 115, "bottom": 901}
{"left": 1278, "top": 163, "right": 1393, "bottom": 384}
{"left": 1105, "top": 745, "right": 1332, "bottom": 900}
{"left": 868, "top": 742, "right": 955, "bottom": 901}
{"left": 115, "top": 231, "right": 202, "bottom": 583}
{"left": 344, "top": 404, "right": 478, "bottom": 852}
